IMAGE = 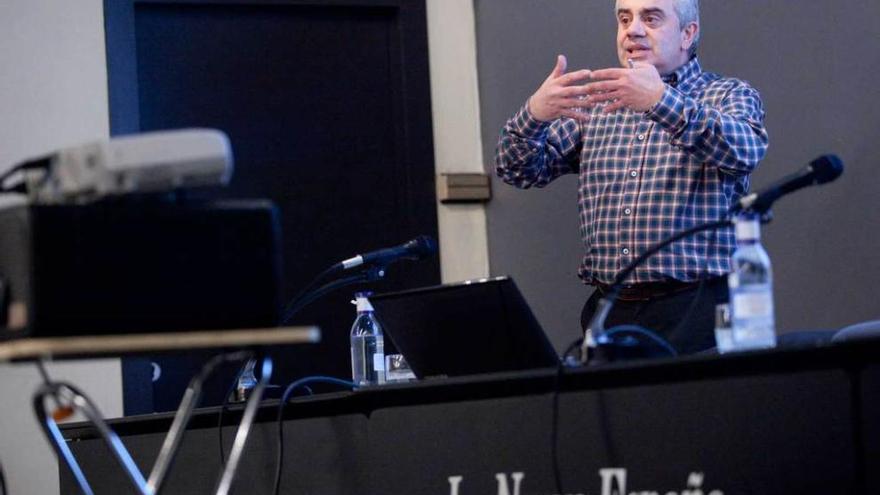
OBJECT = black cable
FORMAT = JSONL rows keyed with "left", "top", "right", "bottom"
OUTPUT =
{"left": 218, "top": 262, "right": 381, "bottom": 476}
{"left": 609, "top": 218, "right": 732, "bottom": 297}
{"left": 0, "top": 156, "right": 51, "bottom": 192}
{"left": 282, "top": 273, "right": 369, "bottom": 323}
{"left": 552, "top": 220, "right": 731, "bottom": 492}
{"left": 281, "top": 266, "right": 384, "bottom": 325}
{"left": 36, "top": 361, "right": 50, "bottom": 383}
{"left": 665, "top": 218, "right": 719, "bottom": 345}
{"left": 584, "top": 218, "right": 734, "bottom": 357}
{"left": 598, "top": 325, "right": 679, "bottom": 357}
{"left": 219, "top": 266, "right": 377, "bottom": 462}
{"left": 555, "top": 224, "right": 723, "bottom": 490}
{"left": 554, "top": 220, "right": 735, "bottom": 490}
{"left": 223, "top": 270, "right": 372, "bottom": 466}
{"left": 34, "top": 360, "right": 65, "bottom": 413}
{"left": 220, "top": 269, "right": 374, "bottom": 462}
{"left": 549, "top": 339, "right": 589, "bottom": 495}
{"left": 278, "top": 264, "right": 343, "bottom": 325}
{"left": 273, "top": 376, "right": 355, "bottom": 495}
{"left": 0, "top": 164, "right": 27, "bottom": 190}
{"left": 550, "top": 359, "right": 566, "bottom": 495}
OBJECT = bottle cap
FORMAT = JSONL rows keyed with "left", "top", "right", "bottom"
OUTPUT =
{"left": 353, "top": 292, "right": 375, "bottom": 312}
{"left": 735, "top": 215, "right": 760, "bottom": 241}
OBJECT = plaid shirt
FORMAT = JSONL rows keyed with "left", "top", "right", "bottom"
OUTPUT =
{"left": 496, "top": 57, "right": 768, "bottom": 285}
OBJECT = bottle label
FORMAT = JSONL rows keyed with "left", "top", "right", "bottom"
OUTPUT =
{"left": 727, "top": 272, "right": 739, "bottom": 289}
{"left": 732, "top": 291, "right": 773, "bottom": 318}
{"left": 373, "top": 353, "right": 385, "bottom": 371}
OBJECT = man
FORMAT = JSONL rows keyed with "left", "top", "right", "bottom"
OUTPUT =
{"left": 495, "top": 0, "right": 768, "bottom": 354}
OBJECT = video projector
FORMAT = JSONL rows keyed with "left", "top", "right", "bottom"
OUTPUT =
{"left": 5, "top": 128, "right": 233, "bottom": 204}
{"left": 0, "top": 130, "right": 282, "bottom": 342}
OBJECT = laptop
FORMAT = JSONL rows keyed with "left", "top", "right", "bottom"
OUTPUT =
{"left": 370, "top": 276, "right": 559, "bottom": 379}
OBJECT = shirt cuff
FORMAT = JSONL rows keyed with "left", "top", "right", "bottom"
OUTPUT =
{"left": 511, "top": 101, "right": 551, "bottom": 139}
{"left": 645, "top": 85, "right": 688, "bottom": 135}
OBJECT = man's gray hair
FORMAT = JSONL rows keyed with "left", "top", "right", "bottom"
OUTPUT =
{"left": 672, "top": 0, "right": 700, "bottom": 58}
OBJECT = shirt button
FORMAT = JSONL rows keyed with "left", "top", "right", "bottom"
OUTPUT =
{"left": 622, "top": 248, "right": 630, "bottom": 255}
{"left": 637, "top": 134, "right": 645, "bottom": 141}
{"left": 630, "top": 170, "right": 638, "bottom": 178}
{"left": 624, "top": 208, "right": 632, "bottom": 215}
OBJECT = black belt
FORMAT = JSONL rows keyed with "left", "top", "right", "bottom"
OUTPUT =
{"left": 593, "top": 278, "right": 716, "bottom": 302}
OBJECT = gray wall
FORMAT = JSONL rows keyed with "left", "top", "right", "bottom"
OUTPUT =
{"left": 476, "top": 0, "right": 880, "bottom": 350}
{"left": 0, "top": 1, "right": 122, "bottom": 493}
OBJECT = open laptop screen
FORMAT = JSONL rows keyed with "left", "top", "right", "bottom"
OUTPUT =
{"left": 370, "top": 277, "right": 559, "bottom": 379}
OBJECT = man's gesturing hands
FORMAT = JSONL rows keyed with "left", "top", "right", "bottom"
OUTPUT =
{"left": 585, "top": 61, "right": 666, "bottom": 114}
{"left": 528, "top": 56, "right": 667, "bottom": 122}
{"left": 527, "top": 55, "right": 592, "bottom": 122}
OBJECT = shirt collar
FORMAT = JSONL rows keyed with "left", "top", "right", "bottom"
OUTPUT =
{"left": 663, "top": 56, "right": 702, "bottom": 90}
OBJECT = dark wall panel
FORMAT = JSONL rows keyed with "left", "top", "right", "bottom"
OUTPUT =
{"left": 476, "top": 0, "right": 880, "bottom": 349}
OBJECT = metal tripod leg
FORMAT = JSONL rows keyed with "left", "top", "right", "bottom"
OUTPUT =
{"left": 33, "top": 381, "right": 149, "bottom": 495}
{"left": 34, "top": 352, "right": 271, "bottom": 495}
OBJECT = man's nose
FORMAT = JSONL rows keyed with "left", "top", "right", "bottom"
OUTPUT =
{"left": 626, "top": 18, "right": 646, "bottom": 36}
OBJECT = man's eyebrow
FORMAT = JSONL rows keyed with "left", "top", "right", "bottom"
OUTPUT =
{"left": 617, "top": 7, "right": 666, "bottom": 17}
{"left": 640, "top": 7, "right": 667, "bottom": 17}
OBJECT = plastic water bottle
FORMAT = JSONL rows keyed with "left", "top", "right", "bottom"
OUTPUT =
{"left": 233, "top": 358, "right": 258, "bottom": 402}
{"left": 714, "top": 303, "right": 734, "bottom": 354}
{"left": 728, "top": 214, "right": 777, "bottom": 350}
{"left": 350, "top": 292, "right": 385, "bottom": 386}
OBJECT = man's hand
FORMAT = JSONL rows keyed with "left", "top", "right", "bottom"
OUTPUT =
{"left": 582, "top": 61, "right": 666, "bottom": 113}
{"left": 528, "top": 55, "right": 592, "bottom": 122}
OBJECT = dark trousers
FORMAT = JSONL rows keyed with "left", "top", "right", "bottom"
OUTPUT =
{"left": 580, "top": 277, "right": 728, "bottom": 355}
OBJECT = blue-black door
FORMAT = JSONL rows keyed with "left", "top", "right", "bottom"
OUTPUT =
{"left": 105, "top": 0, "right": 439, "bottom": 412}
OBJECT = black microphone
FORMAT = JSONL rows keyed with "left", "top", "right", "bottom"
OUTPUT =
{"left": 734, "top": 154, "right": 844, "bottom": 214}
{"left": 340, "top": 235, "right": 437, "bottom": 270}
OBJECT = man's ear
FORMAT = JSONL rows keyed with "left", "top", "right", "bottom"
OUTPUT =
{"left": 681, "top": 22, "right": 699, "bottom": 51}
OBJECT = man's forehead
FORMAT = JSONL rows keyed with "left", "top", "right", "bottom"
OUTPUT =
{"left": 616, "top": 0, "right": 675, "bottom": 14}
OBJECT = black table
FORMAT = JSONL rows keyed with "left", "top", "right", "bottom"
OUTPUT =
{"left": 61, "top": 339, "right": 880, "bottom": 494}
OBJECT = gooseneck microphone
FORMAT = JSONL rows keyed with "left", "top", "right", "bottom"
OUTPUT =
{"left": 581, "top": 155, "right": 845, "bottom": 365}
{"left": 280, "top": 235, "right": 437, "bottom": 324}
{"left": 734, "top": 154, "right": 844, "bottom": 214}
{"left": 340, "top": 235, "right": 437, "bottom": 270}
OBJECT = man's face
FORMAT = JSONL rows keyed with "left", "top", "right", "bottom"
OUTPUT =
{"left": 616, "top": 0, "right": 693, "bottom": 75}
